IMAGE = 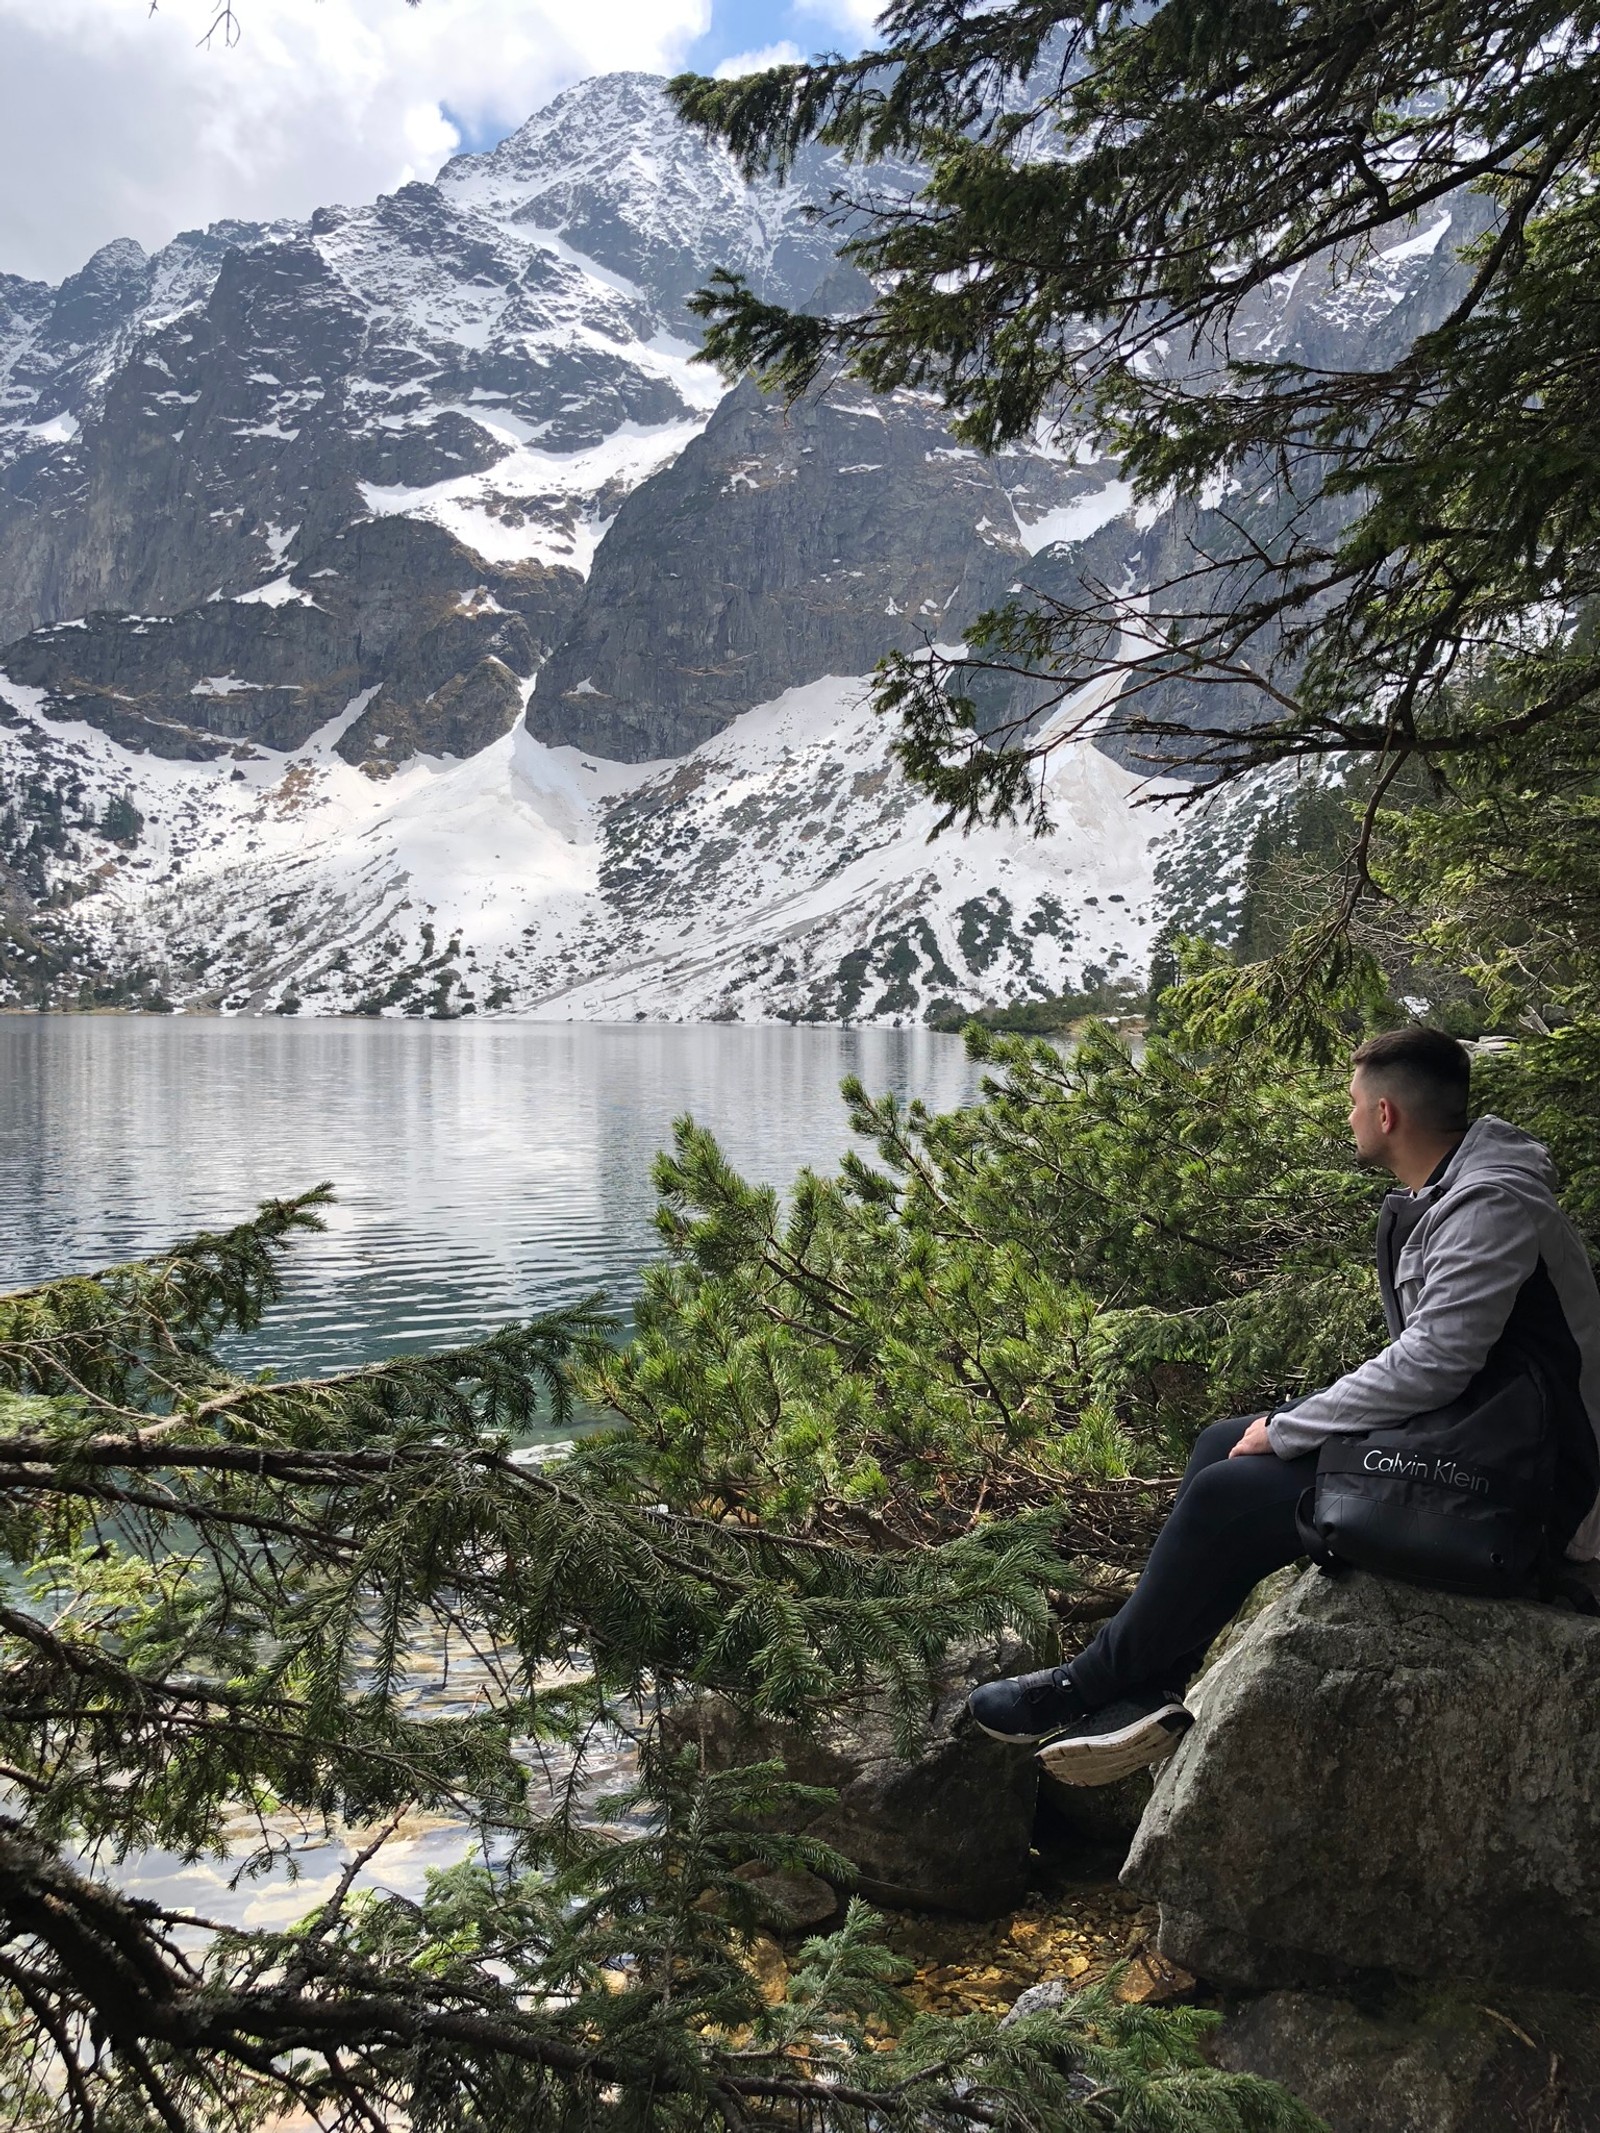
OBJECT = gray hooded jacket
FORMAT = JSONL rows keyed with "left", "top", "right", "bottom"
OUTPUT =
{"left": 1267, "top": 1115, "right": 1600, "bottom": 1560}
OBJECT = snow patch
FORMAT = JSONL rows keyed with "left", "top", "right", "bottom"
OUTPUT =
{"left": 1014, "top": 480, "right": 1136, "bottom": 553}
{"left": 25, "top": 412, "right": 79, "bottom": 445}
{"left": 40, "top": 671, "right": 1168, "bottom": 1027}
{"left": 1376, "top": 212, "right": 1452, "bottom": 266}
{"left": 357, "top": 417, "right": 708, "bottom": 571}
{"left": 235, "top": 576, "right": 316, "bottom": 608}
{"left": 298, "top": 686, "right": 383, "bottom": 754}
{"left": 191, "top": 676, "right": 267, "bottom": 697}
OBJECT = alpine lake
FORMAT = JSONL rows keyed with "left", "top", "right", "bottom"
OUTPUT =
{"left": 0, "top": 1017, "right": 1161, "bottom": 2014}
{"left": 0, "top": 1021, "right": 979, "bottom": 1919}
{"left": 0, "top": 1016, "right": 981, "bottom": 1378}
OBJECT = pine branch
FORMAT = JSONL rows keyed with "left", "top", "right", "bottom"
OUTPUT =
{"left": 0, "top": 1187, "right": 334, "bottom": 1406}
{"left": 0, "top": 1124, "right": 1347, "bottom": 2133}
{"left": 669, "top": 5, "right": 1600, "bottom": 824}
{"left": 0, "top": 1821, "right": 1320, "bottom": 2133}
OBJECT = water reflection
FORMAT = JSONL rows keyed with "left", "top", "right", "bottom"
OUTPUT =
{"left": 107, "top": 1698, "right": 647, "bottom": 1933}
{"left": 0, "top": 1018, "right": 980, "bottom": 1376}
{"left": 3, "top": 1019, "right": 981, "bottom": 1928}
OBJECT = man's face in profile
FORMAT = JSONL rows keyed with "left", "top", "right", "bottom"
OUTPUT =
{"left": 1347, "top": 1068, "right": 1388, "bottom": 1165}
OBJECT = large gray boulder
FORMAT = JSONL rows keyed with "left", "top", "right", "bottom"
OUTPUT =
{"left": 663, "top": 1633, "right": 1039, "bottom": 1917}
{"left": 1217, "top": 1988, "right": 1600, "bottom": 2133}
{"left": 1123, "top": 1569, "right": 1600, "bottom": 1993}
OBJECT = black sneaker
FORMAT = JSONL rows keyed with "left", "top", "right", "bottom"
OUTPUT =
{"left": 967, "top": 1665, "right": 1089, "bottom": 1744}
{"left": 1035, "top": 1695, "right": 1193, "bottom": 1787}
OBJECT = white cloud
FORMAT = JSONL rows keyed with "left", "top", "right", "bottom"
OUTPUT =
{"left": 713, "top": 39, "right": 804, "bottom": 77}
{"left": 793, "top": 0, "right": 881, "bottom": 39}
{"left": 0, "top": 0, "right": 712, "bottom": 283}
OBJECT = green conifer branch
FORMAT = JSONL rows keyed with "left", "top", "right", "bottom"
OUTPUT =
{"left": 0, "top": 1160, "right": 1326, "bottom": 2131}
{"left": 669, "top": 5, "right": 1600, "bottom": 827}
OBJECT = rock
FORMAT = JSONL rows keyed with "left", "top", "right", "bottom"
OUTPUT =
{"left": 731, "top": 1861, "right": 839, "bottom": 1934}
{"left": 663, "top": 1634, "right": 1040, "bottom": 1917}
{"left": 339, "top": 656, "right": 527, "bottom": 768}
{"left": 1037, "top": 1766, "right": 1152, "bottom": 1856}
{"left": 1112, "top": 1947, "right": 1195, "bottom": 2005}
{"left": 1123, "top": 1568, "right": 1600, "bottom": 1993}
{"left": 742, "top": 1932, "right": 791, "bottom": 2005}
{"left": 1000, "top": 1979, "right": 1068, "bottom": 2025}
{"left": 1217, "top": 1987, "right": 1600, "bottom": 2133}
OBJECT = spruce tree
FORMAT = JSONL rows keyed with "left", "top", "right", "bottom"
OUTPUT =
{"left": 0, "top": 1188, "right": 1318, "bottom": 2131}
{"left": 671, "top": 3, "right": 1600, "bottom": 835}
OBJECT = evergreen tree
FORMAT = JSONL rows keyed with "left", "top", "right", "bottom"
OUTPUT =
{"left": 576, "top": 1011, "right": 1386, "bottom": 1536}
{"left": 99, "top": 792, "right": 143, "bottom": 846}
{"left": 0, "top": 1188, "right": 1316, "bottom": 2131}
{"left": 672, "top": 3, "right": 1600, "bottom": 839}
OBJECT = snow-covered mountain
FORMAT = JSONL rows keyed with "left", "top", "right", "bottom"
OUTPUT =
{"left": 0, "top": 74, "right": 841, "bottom": 630}
{"left": 0, "top": 72, "right": 1481, "bottom": 1021}
{"left": 0, "top": 666, "right": 1159, "bottom": 1021}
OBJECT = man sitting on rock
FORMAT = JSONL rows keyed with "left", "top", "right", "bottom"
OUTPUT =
{"left": 969, "top": 1026, "right": 1600, "bottom": 1786}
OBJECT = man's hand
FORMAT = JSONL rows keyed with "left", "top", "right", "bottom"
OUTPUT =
{"left": 1228, "top": 1414, "right": 1277, "bottom": 1458}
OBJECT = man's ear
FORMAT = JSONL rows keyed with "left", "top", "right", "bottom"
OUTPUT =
{"left": 1377, "top": 1096, "right": 1399, "bottom": 1135}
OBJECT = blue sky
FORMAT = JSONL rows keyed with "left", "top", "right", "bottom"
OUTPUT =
{"left": 439, "top": 0, "right": 865, "bottom": 155}
{"left": 0, "top": 0, "right": 878, "bottom": 282}
{"left": 685, "top": 0, "right": 855, "bottom": 75}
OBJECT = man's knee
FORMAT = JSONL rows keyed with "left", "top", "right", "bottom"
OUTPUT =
{"left": 1171, "top": 1444, "right": 1297, "bottom": 1532}
{"left": 1184, "top": 1415, "right": 1258, "bottom": 1477}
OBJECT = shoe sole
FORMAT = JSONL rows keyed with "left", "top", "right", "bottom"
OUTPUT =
{"left": 970, "top": 1717, "right": 1069, "bottom": 1746}
{"left": 1035, "top": 1706, "right": 1193, "bottom": 1788}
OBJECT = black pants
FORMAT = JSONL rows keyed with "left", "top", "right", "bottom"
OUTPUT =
{"left": 1066, "top": 1415, "right": 1318, "bottom": 1708}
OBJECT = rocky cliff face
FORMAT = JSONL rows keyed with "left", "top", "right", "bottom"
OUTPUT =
{"left": 0, "top": 73, "right": 1486, "bottom": 1021}
{"left": 532, "top": 378, "right": 1114, "bottom": 760}
{"left": 3, "top": 517, "right": 578, "bottom": 766}
{"left": 0, "top": 75, "right": 832, "bottom": 646}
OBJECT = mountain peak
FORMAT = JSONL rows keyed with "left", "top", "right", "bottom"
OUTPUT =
{"left": 0, "top": 65, "right": 1483, "bottom": 1026}
{"left": 432, "top": 69, "right": 836, "bottom": 329}
{"left": 435, "top": 72, "right": 674, "bottom": 185}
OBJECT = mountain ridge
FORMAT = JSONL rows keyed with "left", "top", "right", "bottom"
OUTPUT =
{"left": 0, "top": 72, "right": 1481, "bottom": 1023}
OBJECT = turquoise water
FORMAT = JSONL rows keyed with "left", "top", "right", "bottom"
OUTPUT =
{"left": 0, "top": 1018, "right": 980, "bottom": 1375}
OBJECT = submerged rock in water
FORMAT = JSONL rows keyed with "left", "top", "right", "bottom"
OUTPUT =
{"left": 1123, "top": 1568, "right": 1600, "bottom": 1993}
{"left": 664, "top": 1633, "right": 1039, "bottom": 1916}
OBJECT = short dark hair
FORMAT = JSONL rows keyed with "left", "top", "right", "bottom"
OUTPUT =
{"left": 1350, "top": 1027, "right": 1471, "bottom": 1132}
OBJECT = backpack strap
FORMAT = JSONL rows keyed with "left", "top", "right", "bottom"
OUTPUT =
{"left": 1535, "top": 1554, "right": 1600, "bottom": 1616}
{"left": 1295, "top": 1486, "right": 1345, "bottom": 1575}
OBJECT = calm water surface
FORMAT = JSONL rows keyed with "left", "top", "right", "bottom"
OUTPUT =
{"left": 0, "top": 1018, "right": 981, "bottom": 1375}
{"left": 5, "top": 1019, "right": 984, "bottom": 1923}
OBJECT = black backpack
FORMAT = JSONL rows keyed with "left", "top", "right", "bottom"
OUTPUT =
{"left": 1294, "top": 1265, "right": 1600, "bottom": 1602}
{"left": 1295, "top": 1350, "right": 1560, "bottom": 1598}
